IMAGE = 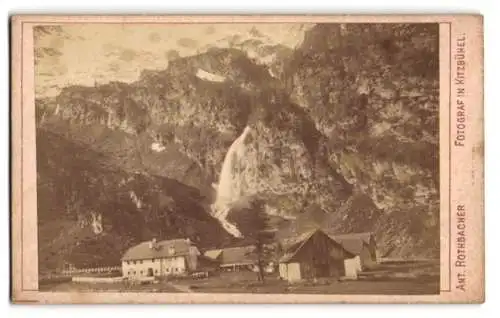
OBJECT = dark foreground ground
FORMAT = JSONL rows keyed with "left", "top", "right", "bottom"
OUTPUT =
{"left": 40, "top": 259, "right": 440, "bottom": 295}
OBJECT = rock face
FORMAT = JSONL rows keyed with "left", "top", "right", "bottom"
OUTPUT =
{"left": 285, "top": 23, "right": 440, "bottom": 256}
{"left": 37, "top": 128, "right": 233, "bottom": 271}
{"left": 36, "top": 23, "right": 439, "bottom": 272}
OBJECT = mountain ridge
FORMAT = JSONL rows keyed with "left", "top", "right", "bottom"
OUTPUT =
{"left": 36, "top": 23, "right": 440, "bottom": 272}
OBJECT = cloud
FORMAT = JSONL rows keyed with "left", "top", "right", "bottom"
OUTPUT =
{"left": 119, "top": 49, "right": 137, "bottom": 62}
{"left": 177, "top": 37, "right": 198, "bottom": 49}
{"left": 49, "top": 37, "right": 65, "bottom": 49}
{"left": 53, "top": 64, "right": 68, "bottom": 76}
{"left": 108, "top": 62, "right": 120, "bottom": 73}
{"left": 249, "top": 27, "right": 264, "bottom": 38}
{"left": 102, "top": 43, "right": 122, "bottom": 54}
{"left": 205, "top": 26, "right": 216, "bottom": 35}
{"left": 148, "top": 32, "right": 161, "bottom": 43}
{"left": 34, "top": 24, "right": 312, "bottom": 98}
{"left": 165, "top": 49, "right": 180, "bottom": 61}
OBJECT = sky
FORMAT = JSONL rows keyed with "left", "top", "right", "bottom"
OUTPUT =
{"left": 34, "top": 23, "right": 312, "bottom": 98}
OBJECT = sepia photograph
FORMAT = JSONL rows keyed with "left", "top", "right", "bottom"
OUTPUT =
{"left": 10, "top": 15, "right": 484, "bottom": 304}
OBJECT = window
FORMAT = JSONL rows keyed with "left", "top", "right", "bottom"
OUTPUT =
{"left": 168, "top": 247, "right": 175, "bottom": 255}
{"left": 140, "top": 270, "right": 143, "bottom": 275}
{"left": 155, "top": 270, "right": 158, "bottom": 274}
{"left": 133, "top": 271, "right": 136, "bottom": 275}
{"left": 128, "top": 271, "right": 131, "bottom": 275}
{"left": 139, "top": 260, "right": 143, "bottom": 264}
{"left": 152, "top": 258, "right": 155, "bottom": 263}
{"left": 133, "top": 261, "right": 136, "bottom": 265}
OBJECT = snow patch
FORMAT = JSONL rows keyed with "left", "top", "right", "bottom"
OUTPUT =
{"left": 91, "top": 212, "right": 103, "bottom": 235}
{"left": 129, "top": 191, "right": 143, "bottom": 209}
{"left": 268, "top": 68, "right": 278, "bottom": 78}
{"left": 258, "top": 53, "right": 276, "bottom": 65}
{"left": 266, "top": 206, "right": 296, "bottom": 220}
{"left": 151, "top": 142, "right": 166, "bottom": 152}
{"left": 196, "top": 68, "right": 226, "bottom": 82}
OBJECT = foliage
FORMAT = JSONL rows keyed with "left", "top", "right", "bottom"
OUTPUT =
{"left": 247, "top": 199, "right": 276, "bottom": 283}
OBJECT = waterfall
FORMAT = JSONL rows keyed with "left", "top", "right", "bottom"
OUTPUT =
{"left": 211, "top": 126, "right": 253, "bottom": 237}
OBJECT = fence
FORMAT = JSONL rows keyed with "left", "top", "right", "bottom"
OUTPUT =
{"left": 61, "top": 266, "right": 121, "bottom": 276}
{"left": 72, "top": 276, "right": 124, "bottom": 284}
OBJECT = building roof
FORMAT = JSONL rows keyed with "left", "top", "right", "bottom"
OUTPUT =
{"left": 279, "top": 230, "right": 317, "bottom": 263}
{"left": 219, "top": 245, "right": 257, "bottom": 266}
{"left": 203, "top": 249, "right": 223, "bottom": 260}
{"left": 333, "top": 232, "right": 374, "bottom": 245}
{"left": 122, "top": 239, "right": 197, "bottom": 261}
{"left": 329, "top": 232, "right": 375, "bottom": 255}
{"left": 279, "top": 229, "right": 355, "bottom": 263}
{"left": 281, "top": 229, "right": 318, "bottom": 250}
{"left": 197, "top": 254, "right": 221, "bottom": 270}
{"left": 331, "top": 236, "right": 365, "bottom": 255}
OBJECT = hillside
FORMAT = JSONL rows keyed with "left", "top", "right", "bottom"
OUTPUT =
{"left": 36, "top": 23, "right": 439, "bottom": 272}
{"left": 37, "top": 128, "right": 233, "bottom": 271}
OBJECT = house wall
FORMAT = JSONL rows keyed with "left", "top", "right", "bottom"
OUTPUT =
{"left": 122, "top": 256, "right": 187, "bottom": 278}
{"left": 122, "top": 258, "right": 162, "bottom": 277}
{"left": 279, "top": 263, "right": 303, "bottom": 282}
{"left": 360, "top": 246, "right": 376, "bottom": 269}
{"left": 161, "top": 256, "right": 187, "bottom": 276}
{"left": 286, "top": 263, "right": 302, "bottom": 282}
{"left": 344, "top": 256, "right": 361, "bottom": 279}
{"left": 221, "top": 263, "right": 255, "bottom": 272}
{"left": 279, "top": 263, "right": 287, "bottom": 279}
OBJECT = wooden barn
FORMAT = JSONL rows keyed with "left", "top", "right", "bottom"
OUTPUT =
{"left": 331, "top": 232, "right": 378, "bottom": 271}
{"left": 278, "top": 229, "right": 356, "bottom": 282}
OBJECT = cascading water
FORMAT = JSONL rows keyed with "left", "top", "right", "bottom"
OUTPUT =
{"left": 211, "top": 126, "right": 253, "bottom": 237}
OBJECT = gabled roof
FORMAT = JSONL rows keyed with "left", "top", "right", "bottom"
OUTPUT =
{"left": 122, "top": 239, "right": 197, "bottom": 261}
{"left": 281, "top": 229, "right": 318, "bottom": 250}
{"left": 331, "top": 236, "right": 365, "bottom": 255}
{"left": 204, "top": 249, "right": 223, "bottom": 260}
{"left": 329, "top": 232, "right": 375, "bottom": 255}
{"left": 279, "top": 230, "right": 317, "bottom": 263}
{"left": 332, "top": 232, "right": 375, "bottom": 245}
{"left": 279, "top": 229, "right": 355, "bottom": 263}
{"left": 197, "top": 254, "right": 221, "bottom": 269}
{"left": 219, "top": 245, "right": 257, "bottom": 266}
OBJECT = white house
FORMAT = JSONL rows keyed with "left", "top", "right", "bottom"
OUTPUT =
{"left": 121, "top": 238, "right": 200, "bottom": 278}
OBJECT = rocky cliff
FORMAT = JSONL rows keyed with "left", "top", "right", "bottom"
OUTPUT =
{"left": 36, "top": 23, "right": 439, "bottom": 272}
{"left": 285, "top": 23, "right": 439, "bottom": 255}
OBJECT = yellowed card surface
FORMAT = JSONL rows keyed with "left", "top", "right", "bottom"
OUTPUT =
{"left": 11, "top": 14, "right": 484, "bottom": 304}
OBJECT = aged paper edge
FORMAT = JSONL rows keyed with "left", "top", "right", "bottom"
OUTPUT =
{"left": 10, "top": 14, "right": 484, "bottom": 304}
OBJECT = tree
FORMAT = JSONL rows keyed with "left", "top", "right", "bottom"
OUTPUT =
{"left": 249, "top": 198, "right": 276, "bottom": 283}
